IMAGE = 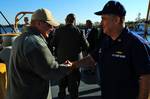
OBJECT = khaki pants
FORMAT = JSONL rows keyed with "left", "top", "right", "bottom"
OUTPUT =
{"left": 0, "top": 72, "right": 7, "bottom": 99}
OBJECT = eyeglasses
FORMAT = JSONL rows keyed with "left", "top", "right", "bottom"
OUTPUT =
{"left": 41, "top": 21, "right": 53, "bottom": 28}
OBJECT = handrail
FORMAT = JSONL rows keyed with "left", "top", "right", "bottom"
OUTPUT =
{"left": 14, "top": 12, "right": 33, "bottom": 31}
{"left": 0, "top": 11, "right": 16, "bottom": 33}
{"left": 0, "top": 33, "right": 20, "bottom": 36}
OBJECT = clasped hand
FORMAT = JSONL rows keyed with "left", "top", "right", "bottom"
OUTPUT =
{"left": 64, "top": 60, "right": 77, "bottom": 70}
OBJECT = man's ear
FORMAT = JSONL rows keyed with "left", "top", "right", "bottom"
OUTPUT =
{"left": 114, "top": 16, "right": 121, "bottom": 24}
{"left": 35, "top": 21, "right": 42, "bottom": 29}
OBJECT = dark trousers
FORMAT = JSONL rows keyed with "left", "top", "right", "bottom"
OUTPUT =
{"left": 58, "top": 69, "right": 80, "bottom": 99}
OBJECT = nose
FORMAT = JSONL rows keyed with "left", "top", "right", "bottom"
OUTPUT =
{"left": 48, "top": 27, "right": 54, "bottom": 32}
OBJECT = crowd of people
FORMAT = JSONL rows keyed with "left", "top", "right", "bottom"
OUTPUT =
{"left": 2, "top": 0, "right": 150, "bottom": 99}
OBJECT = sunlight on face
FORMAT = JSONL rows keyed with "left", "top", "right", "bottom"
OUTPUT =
{"left": 37, "top": 21, "right": 54, "bottom": 38}
{"left": 42, "top": 21, "right": 54, "bottom": 32}
{"left": 101, "top": 15, "right": 116, "bottom": 36}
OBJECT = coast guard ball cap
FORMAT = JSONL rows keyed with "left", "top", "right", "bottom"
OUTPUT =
{"left": 95, "top": 0, "right": 126, "bottom": 16}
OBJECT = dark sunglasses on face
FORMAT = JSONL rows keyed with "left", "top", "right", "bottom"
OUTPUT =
{"left": 41, "top": 21, "right": 53, "bottom": 28}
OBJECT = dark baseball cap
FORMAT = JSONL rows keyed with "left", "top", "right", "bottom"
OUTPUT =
{"left": 95, "top": 0, "right": 126, "bottom": 16}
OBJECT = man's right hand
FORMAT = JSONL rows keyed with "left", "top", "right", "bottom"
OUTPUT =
{"left": 64, "top": 60, "right": 77, "bottom": 70}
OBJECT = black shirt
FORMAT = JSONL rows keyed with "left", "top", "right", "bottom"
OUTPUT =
{"left": 91, "top": 28, "right": 150, "bottom": 99}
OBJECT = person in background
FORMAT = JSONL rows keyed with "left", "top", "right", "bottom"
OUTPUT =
{"left": 85, "top": 19, "right": 99, "bottom": 53}
{"left": 24, "top": 17, "right": 29, "bottom": 26}
{"left": 51, "top": 13, "right": 89, "bottom": 99}
{"left": 72, "top": 1, "right": 150, "bottom": 99}
{"left": 22, "top": 17, "right": 30, "bottom": 32}
{"left": 82, "top": 20, "right": 99, "bottom": 75}
{"left": 6, "top": 8, "right": 75, "bottom": 99}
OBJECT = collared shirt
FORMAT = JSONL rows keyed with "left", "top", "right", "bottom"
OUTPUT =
{"left": 91, "top": 28, "right": 150, "bottom": 99}
{"left": 6, "top": 26, "right": 70, "bottom": 99}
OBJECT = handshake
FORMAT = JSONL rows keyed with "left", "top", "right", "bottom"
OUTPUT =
{"left": 64, "top": 55, "right": 96, "bottom": 70}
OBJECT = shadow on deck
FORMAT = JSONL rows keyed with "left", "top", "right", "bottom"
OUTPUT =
{"left": 51, "top": 71, "right": 101, "bottom": 99}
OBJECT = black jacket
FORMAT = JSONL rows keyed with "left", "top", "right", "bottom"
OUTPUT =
{"left": 51, "top": 24, "right": 89, "bottom": 63}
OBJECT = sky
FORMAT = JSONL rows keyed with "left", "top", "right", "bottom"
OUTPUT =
{"left": 0, "top": 0, "right": 149, "bottom": 25}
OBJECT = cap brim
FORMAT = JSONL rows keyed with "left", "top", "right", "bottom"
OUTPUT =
{"left": 46, "top": 19, "right": 60, "bottom": 27}
{"left": 94, "top": 11, "right": 103, "bottom": 15}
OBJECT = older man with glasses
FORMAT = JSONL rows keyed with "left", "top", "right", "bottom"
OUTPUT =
{"left": 6, "top": 8, "right": 75, "bottom": 99}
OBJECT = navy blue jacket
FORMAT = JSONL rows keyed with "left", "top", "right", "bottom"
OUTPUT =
{"left": 91, "top": 28, "right": 150, "bottom": 99}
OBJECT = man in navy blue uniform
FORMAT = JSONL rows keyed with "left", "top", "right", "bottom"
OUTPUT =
{"left": 73, "top": 1, "right": 150, "bottom": 99}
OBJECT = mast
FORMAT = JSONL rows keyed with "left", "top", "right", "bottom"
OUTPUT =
{"left": 144, "top": 0, "right": 150, "bottom": 38}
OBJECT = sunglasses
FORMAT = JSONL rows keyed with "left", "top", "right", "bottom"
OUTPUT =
{"left": 41, "top": 21, "right": 53, "bottom": 28}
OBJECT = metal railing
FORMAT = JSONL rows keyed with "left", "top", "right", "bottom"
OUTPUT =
{"left": 0, "top": 11, "right": 16, "bottom": 33}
